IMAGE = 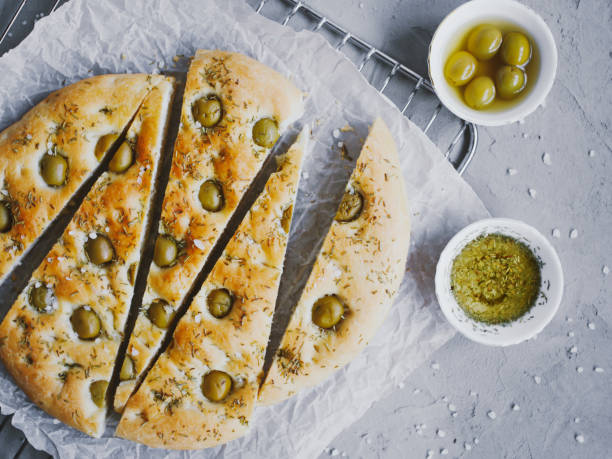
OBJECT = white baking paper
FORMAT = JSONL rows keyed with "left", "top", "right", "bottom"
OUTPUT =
{"left": 0, "top": 0, "right": 489, "bottom": 457}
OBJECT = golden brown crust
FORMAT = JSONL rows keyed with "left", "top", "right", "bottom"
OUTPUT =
{"left": 258, "top": 118, "right": 411, "bottom": 405}
{"left": 114, "top": 50, "right": 304, "bottom": 412}
{"left": 0, "top": 78, "right": 174, "bottom": 437}
{"left": 116, "top": 130, "right": 308, "bottom": 449}
{"left": 0, "top": 74, "right": 164, "bottom": 285}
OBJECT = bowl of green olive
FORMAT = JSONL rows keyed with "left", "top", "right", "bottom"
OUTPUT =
{"left": 428, "top": 0, "right": 557, "bottom": 126}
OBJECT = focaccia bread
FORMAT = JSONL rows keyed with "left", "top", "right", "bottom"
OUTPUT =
{"left": 0, "top": 74, "right": 164, "bottom": 285}
{"left": 0, "top": 78, "right": 174, "bottom": 437}
{"left": 116, "top": 129, "right": 308, "bottom": 449}
{"left": 114, "top": 50, "right": 304, "bottom": 412}
{"left": 258, "top": 118, "right": 410, "bottom": 405}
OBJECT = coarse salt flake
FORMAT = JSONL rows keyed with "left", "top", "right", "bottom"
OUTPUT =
{"left": 507, "top": 168, "right": 518, "bottom": 176}
{"left": 552, "top": 228, "right": 561, "bottom": 238}
{"left": 588, "top": 149, "right": 596, "bottom": 157}
{"left": 542, "top": 153, "right": 552, "bottom": 165}
{"left": 465, "top": 443, "right": 472, "bottom": 451}
{"left": 131, "top": 347, "right": 139, "bottom": 356}
{"left": 575, "top": 434, "right": 585, "bottom": 443}
{"left": 512, "top": 403, "right": 520, "bottom": 411}
{"left": 487, "top": 410, "right": 497, "bottom": 419}
{"left": 193, "top": 239, "right": 205, "bottom": 250}
{"left": 577, "top": 366, "right": 584, "bottom": 373}
{"left": 89, "top": 232, "right": 97, "bottom": 239}
{"left": 534, "top": 375, "right": 542, "bottom": 384}
{"left": 603, "top": 265, "right": 610, "bottom": 275}
{"left": 440, "top": 448, "right": 448, "bottom": 455}
{"left": 431, "top": 362, "right": 440, "bottom": 370}
{"left": 332, "top": 129, "right": 340, "bottom": 138}
{"left": 594, "top": 367, "right": 604, "bottom": 373}
{"left": 569, "top": 346, "right": 578, "bottom": 354}
{"left": 437, "top": 429, "right": 446, "bottom": 438}
{"left": 588, "top": 322, "right": 595, "bottom": 330}
{"left": 528, "top": 188, "right": 537, "bottom": 198}
{"left": 330, "top": 448, "right": 339, "bottom": 456}
{"left": 448, "top": 403, "right": 456, "bottom": 411}
{"left": 574, "top": 417, "right": 580, "bottom": 423}
{"left": 569, "top": 229, "right": 578, "bottom": 239}
{"left": 194, "top": 314, "right": 202, "bottom": 324}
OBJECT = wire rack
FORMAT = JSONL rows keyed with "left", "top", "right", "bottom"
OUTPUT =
{"left": 0, "top": 0, "right": 478, "bottom": 457}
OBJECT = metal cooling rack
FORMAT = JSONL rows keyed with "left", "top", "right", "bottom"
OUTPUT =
{"left": 0, "top": 0, "right": 478, "bottom": 457}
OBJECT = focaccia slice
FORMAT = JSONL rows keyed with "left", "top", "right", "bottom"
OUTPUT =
{"left": 114, "top": 50, "right": 304, "bottom": 412}
{"left": 116, "top": 129, "right": 308, "bottom": 449}
{"left": 258, "top": 118, "right": 410, "bottom": 405}
{"left": 0, "top": 74, "right": 164, "bottom": 285}
{"left": 0, "top": 78, "right": 174, "bottom": 437}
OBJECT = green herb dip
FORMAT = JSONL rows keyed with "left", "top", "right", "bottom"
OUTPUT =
{"left": 450, "top": 233, "right": 541, "bottom": 325}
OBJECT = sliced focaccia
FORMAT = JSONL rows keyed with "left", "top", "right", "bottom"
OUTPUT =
{"left": 0, "top": 78, "right": 174, "bottom": 437}
{"left": 258, "top": 118, "right": 411, "bottom": 405}
{"left": 113, "top": 50, "right": 304, "bottom": 412}
{"left": 0, "top": 74, "right": 165, "bottom": 285}
{"left": 116, "top": 129, "right": 308, "bottom": 449}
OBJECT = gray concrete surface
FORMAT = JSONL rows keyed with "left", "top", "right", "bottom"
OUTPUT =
{"left": 0, "top": 0, "right": 610, "bottom": 458}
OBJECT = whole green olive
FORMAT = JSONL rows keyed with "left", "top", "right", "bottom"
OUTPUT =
{"left": 207, "top": 288, "right": 233, "bottom": 319}
{"left": 119, "top": 355, "right": 135, "bottom": 381}
{"left": 153, "top": 234, "right": 178, "bottom": 268}
{"left": 192, "top": 96, "right": 222, "bottom": 128}
{"left": 127, "top": 262, "right": 137, "bottom": 286}
{"left": 500, "top": 32, "right": 531, "bottom": 66}
{"left": 147, "top": 298, "right": 175, "bottom": 329}
{"left": 85, "top": 234, "right": 114, "bottom": 266}
{"left": 444, "top": 51, "right": 477, "bottom": 87}
{"left": 0, "top": 202, "right": 12, "bottom": 233}
{"left": 89, "top": 380, "right": 108, "bottom": 408}
{"left": 464, "top": 76, "right": 496, "bottom": 110}
{"left": 495, "top": 65, "right": 527, "bottom": 100}
{"left": 109, "top": 141, "right": 134, "bottom": 173}
{"left": 312, "top": 294, "right": 344, "bottom": 329}
{"left": 199, "top": 180, "right": 224, "bottom": 212}
{"left": 281, "top": 205, "right": 293, "bottom": 233}
{"left": 201, "top": 370, "right": 232, "bottom": 402}
{"left": 335, "top": 190, "right": 363, "bottom": 223}
{"left": 95, "top": 133, "right": 119, "bottom": 161}
{"left": 467, "top": 25, "right": 503, "bottom": 61}
{"left": 70, "top": 306, "right": 101, "bottom": 340}
{"left": 40, "top": 153, "right": 68, "bottom": 187}
{"left": 252, "top": 118, "right": 279, "bottom": 148}
{"left": 29, "top": 284, "right": 53, "bottom": 312}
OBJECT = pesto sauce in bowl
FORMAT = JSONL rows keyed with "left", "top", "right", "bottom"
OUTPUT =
{"left": 450, "top": 233, "right": 541, "bottom": 325}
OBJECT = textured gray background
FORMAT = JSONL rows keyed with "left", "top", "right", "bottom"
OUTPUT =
{"left": 0, "top": 0, "right": 610, "bottom": 458}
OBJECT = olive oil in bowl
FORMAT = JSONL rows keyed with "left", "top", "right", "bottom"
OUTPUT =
{"left": 450, "top": 233, "right": 541, "bottom": 325}
{"left": 444, "top": 21, "right": 540, "bottom": 112}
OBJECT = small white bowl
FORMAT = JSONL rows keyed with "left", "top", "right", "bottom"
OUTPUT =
{"left": 435, "top": 218, "right": 563, "bottom": 346}
{"left": 428, "top": 0, "right": 558, "bottom": 126}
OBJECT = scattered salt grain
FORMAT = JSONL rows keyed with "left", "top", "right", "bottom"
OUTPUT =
{"left": 577, "top": 366, "right": 584, "bottom": 373}
{"left": 507, "top": 168, "right": 518, "bottom": 176}
{"left": 332, "top": 129, "right": 340, "bottom": 139}
{"left": 588, "top": 149, "right": 596, "bottom": 157}
{"left": 528, "top": 188, "right": 537, "bottom": 198}
{"left": 47, "top": 257, "right": 53, "bottom": 263}
{"left": 53, "top": 419, "right": 60, "bottom": 424}
{"left": 193, "top": 239, "right": 205, "bottom": 250}
{"left": 575, "top": 434, "right": 585, "bottom": 444}
{"left": 441, "top": 396, "right": 448, "bottom": 402}
{"left": 83, "top": 305, "right": 91, "bottom": 311}
{"left": 566, "top": 317, "right": 573, "bottom": 323}
{"left": 425, "top": 450, "right": 433, "bottom": 458}
{"left": 105, "top": 226, "right": 110, "bottom": 233}
{"left": 588, "top": 322, "right": 595, "bottom": 330}
{"left": 451, "top": 412, "right": 458, "bottom": 417}
{"left": 194, "top": 314, "right": 202, "bottom": 324}
{"left": 431, "top": 362, "right": 440, "bottom": 370}
{"left": 413, "top": 388, "right": 421, "bottom": 394}
{"left": 474, "top": 438, "right": 479, "bottom": 444}
{"left": 448, "top": 403, "right": 456, "bottom": 412}
{"left": 534, "top": 375, "right": 542, "bottom": 384}
{"left": 568, "top": 331, "right": 574, "bottom": 337}
{"left": 569, "top": 346, "right": 578, "bottom": 354}
{"left": 398, "top": 381, "right": 405, "bottom": 389}
{"left": 437, "top": 429, "right": 446, "bottom": 438}
{"left": 522, "top": 133, "right": 528, "bottom": 138}
{"left": 89, "top": 232, "right": 98, "bottom": 239}
{"left": 603, "top": 265, "right": 610, "bottom": 275}
{"left": 469, "top": 390, "right": 478, "bottom": 397}
{"left": 569, "top": 229, "right": 578, "bottom": 239}
{"left": 542, "top": 153, "right": 552, "bottom": 165}
{"left": 68, "top": 230, "right": 76, "bottom": 236}
{"left": 574, "top": 417, "right": 580, "bottom": 424}
{"left": 487, "top": 410, "right": 497, "bottom": 420}
{"left": 131, "top": 347, "right": 139, "bottom": 356}
{"left": 440, "top": 448, "right": 448, "bottom": 456}
{"left": 330, "top": 448, "right": 339, "bottom": 456}
{"left": 464, "top": 443, "right": 472, "bottom": 451}
{"left": 551, "top": 227, "right": 561, "bottom": 238}
{"left": 594, "top": 367, "right": 604, "bottom": 373}
{"left": 35, "top": 281, "right": 42, "bottom": 288}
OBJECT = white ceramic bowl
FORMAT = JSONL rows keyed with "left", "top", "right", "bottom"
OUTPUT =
{"left": 435, "top": 218, "right": 563, "bottom": 346}
{"left": 428, "top": 0, "right": 558, "bottom": 126}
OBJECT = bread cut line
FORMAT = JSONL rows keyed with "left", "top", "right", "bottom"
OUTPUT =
{"left": 116, "top": 128, "right": 308, "bottom": 449}
{"left": 0, "top": 74, "right": 162, "bottom": 286}
{"left": 0, "top": 77, "right": 174, "bottom": 437}
{"left": 259, "top": 118, "right": 411, "bottom": 405}
{"left": 113, "top": 50, "right": 304, "bottom": 412}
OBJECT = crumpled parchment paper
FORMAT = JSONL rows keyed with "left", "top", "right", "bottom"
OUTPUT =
{"left": 0, "top": 0, "right": 489, "bottom": 457}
